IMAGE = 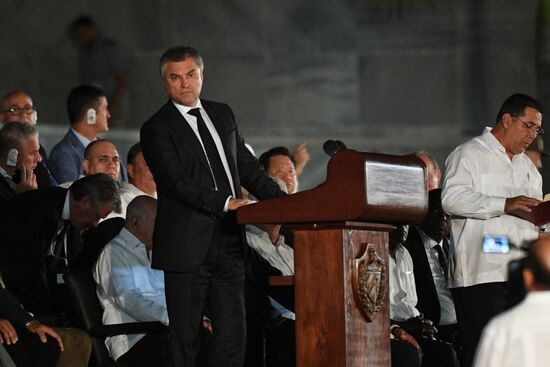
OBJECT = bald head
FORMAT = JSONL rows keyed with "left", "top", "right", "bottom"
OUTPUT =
{"left": 524, "top": 238, "right": 550, "bottom": 291}
{"left": 125, "top": 196, "right": 157, "bottom": 251}
{"left": 1, "top": 91, "right": 37, "bottom": 126}
{"left": 82, "top": 139, "right": 120, "bottom": 181}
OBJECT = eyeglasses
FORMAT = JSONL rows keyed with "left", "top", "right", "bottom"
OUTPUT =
{"left": 510, "top": 113, "right": 544, "bottom": 136}
{"left": 2, "top": 106, "right": 36, "bottom": 116}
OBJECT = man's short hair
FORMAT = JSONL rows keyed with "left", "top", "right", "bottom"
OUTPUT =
{"left": 525, "top": 240, "right": 550, "bottom": 289}
{"left": 258, "top": 146, "right": 296, "bottom": 171}
{"left": 160, "top": 46, "right": 204, "bottom": 77}
{"left": 84, "top": 139, "right": 115, "bottom": 160}
{"left": 495, "top": 94, "right": 543, "bottom": 124}
{"left": 70, "top": 173, "right": 121, "bottom": 213}
{"left": 0, "top": 122, "right": 38, "bottom": 159}
{"left": 66, "top": 85, "right": 105, "bottom": 125}
{"left": 127, "top": 142, "right": 142, "bottom": 166}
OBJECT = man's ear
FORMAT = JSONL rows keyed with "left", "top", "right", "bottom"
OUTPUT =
{"left": 127, "top": 163, "right": 135, "bottom": 179}
{"left": 501, "top": 113, "right": 513, "bottom": 129}
{"left": 82, "top": 159, "right": 90, "bottom": 175}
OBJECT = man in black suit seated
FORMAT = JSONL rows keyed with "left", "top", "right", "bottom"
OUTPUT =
{"left": 0, "top": 173, "right": 121, "bottom": 317}
{"left": 0, "top": 122, "right": 42, "bottom": 201}
{"left": 403, "top": 189, "right": 459, "bottom": 344}
{"left": 140, "top": 46, "right": 285, "bottom": 367}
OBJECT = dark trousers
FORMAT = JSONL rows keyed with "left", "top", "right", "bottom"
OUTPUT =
{"left": 391, "top": 339, "right": 422, "bottom": 367}
{"left": 452, "top": 282, "right": 510, "bottom": 367}
{"left": 117, "top": 333, "right": 170, "bottom": 367}
{"left": 5, "top": 327, "right": 60, "bottom": 367}
{"left": 165, "top": 232, "right": 246, "bottom": 367}
{"left": 416, "top": 337, "right": 459, "bottom": 367}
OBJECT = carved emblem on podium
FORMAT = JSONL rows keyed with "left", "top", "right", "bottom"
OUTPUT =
{"left": 352, "top": 243, "right": 386, "bottom": 322}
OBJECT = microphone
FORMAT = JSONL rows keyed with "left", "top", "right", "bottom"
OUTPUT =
{"left": 323, "top": 140, "right": 348, "bottom": 157}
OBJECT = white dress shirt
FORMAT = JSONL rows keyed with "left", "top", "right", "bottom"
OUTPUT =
{"left": 172, "top": 100, "right": 236, "bottom": 199}
{"left": 473, "top": 291, "right": 550, "bottom": 367}
{"left": 418, "top": 231, "right": 457, "bottom": 325}
{"left": 245, "top": 225, "right": 294, "bottom": 276}
{"left": 93, "top": 227, "right": 168, "bottom": 361}
{"left": 442, "top": 127, "right": 541, "bottom": 288}
{"left": 389, "top": 244, "right": 421, "bottom": 321}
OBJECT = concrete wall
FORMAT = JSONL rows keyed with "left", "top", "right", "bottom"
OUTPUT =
{"left": 0, "top": 0, "right": 544, "bottom": 189}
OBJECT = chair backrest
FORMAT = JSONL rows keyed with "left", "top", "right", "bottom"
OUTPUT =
{"left": 64, "top": 269, "right": 113, "bottom": 367}
{"left": 65, "top": 217, "right": 125, "bottom": 367}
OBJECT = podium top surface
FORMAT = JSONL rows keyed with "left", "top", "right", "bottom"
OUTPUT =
{"left": 238, "top": 150, "right": 428, "bottom": 225}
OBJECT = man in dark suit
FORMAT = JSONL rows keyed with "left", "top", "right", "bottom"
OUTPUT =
{"left": 140, "top": 46, "right": 284, "bottom": 367}
{"left": 0, "top": 173, "right": 121, "bottom": 317}
{"left": 403, "top": 189, "right": 458, "bottom": 343}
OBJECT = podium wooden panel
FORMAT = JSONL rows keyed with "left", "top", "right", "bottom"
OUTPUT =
{"left": 293, "top": 222, "right": 392, "bottom": 367}
{"left": 238, "top": 150, "right": 427, "bottom": 367}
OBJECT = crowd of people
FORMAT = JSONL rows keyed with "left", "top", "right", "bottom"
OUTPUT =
{"left": 0, "top": 43, "right": 548, "bottom": 367}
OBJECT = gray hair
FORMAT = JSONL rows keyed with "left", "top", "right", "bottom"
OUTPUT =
{"left": 70, "top": 173, "right": 122, "bottom": 213}
{"left": 160, "top": 46, "right": 204, "bottom": 77}
{"left": 0, "top": 122, "right": 38, "bottom": 159}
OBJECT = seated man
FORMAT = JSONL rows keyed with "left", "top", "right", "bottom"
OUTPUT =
{"left": 0, "top": 285, "right": 63, "bottom": 367}
{"left": 403, "top": 189, "right": 458, "bottom": 343}
{"left": 0, "top": 122, "right": 42, "bottom": 201}
{"left": 118, "top": 142, "right": 157, "bottom": 217}
{"left": 93, "top": 196, "right": 168, "bottom": 365}
{"left": 389, "top": 226, "right": 459, "bottom": 367}
{"left": 0, "top": 91, "right": 55, "bottom": 186}
{"left": 60, "top": 138, "right": 121, "bottom": 187}
{"left": 0, "top": 173, "right": 121, "bottom": 316}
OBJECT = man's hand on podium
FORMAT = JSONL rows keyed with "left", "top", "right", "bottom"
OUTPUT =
{"left": 228, "top": 198, "right": 257, "bottom": 211}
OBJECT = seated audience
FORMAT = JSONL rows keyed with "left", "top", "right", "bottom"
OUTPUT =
{"left": 403, "top": 189, "right": 458, "bottom": 344}
{"left": 473, "top": 238, "right": 550, "bottom": 367}
{"left": 94, "top": 196, "right": 169, "bottom": 365}
{"left": 0, "top": 122, "right": 41, "bottom": 201}
{"left": 49, "top": 85, "right": 127, "bottom": 184}
{"left": 389, "top": 226, "right": 459, "bottom": 367}
{"left": 0, "top": 91, "right": 55, "bottom": 186}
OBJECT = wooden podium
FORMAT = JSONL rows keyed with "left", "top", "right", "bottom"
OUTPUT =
{"left": 238, "top": 150, "right": 428, "bottom": 367}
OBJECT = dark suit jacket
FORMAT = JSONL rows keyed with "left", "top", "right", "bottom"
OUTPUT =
{"left": 403, "top": 226, "right": 451, "bottom": 326}
{"left": 0, "top": 288, "right": 33, "bottom": 328}
{"left": 49, "top": 129, "right": 85, "bottom": 184}
{"left": 140, "top": 99, "right": 284, "bottom": 272}
{"left": 0, "top": 187, "right": 67, "bottom": 315}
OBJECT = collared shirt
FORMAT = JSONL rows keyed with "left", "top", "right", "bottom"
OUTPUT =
{"left": 418, "top": 230, "right": 457, "bottom": 325}
{"left": 473, "top": 291, "right": 550, "bottom": 367}
{"left": 70, "top": 128, "right": 94, "bottom": 148}
{"left": 245, "top": 225, "right": 294, "bottom": 276}
{"left": 389, "top": 244, "right": 420, "bottom": 321}
{"left": 245, "top": 225, "right": 295, "bottom": 320}
{"left": 442, "top": 127, "right": 541, "bottom": 288}
{"left": 172, "top": 100, "right": 236, "bottom": 198}
{"left": 93, "top": 227, "right": 168, "bottom": 361}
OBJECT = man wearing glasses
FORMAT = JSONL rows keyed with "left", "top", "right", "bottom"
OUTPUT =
{"left": 0, "top": 91, "right": 56, "bottom": 186}
{"left": 442, "top": 94, "right": 543, "bottom": 367}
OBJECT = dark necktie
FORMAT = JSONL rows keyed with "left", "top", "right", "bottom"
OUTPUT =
{"left": 48, "top": 220, "right": 70, "bottom": 271}
{"left": 433, "top": 244, "right": 448, "bottom": 281}
{"left": 188, "top": 108, "right": 232, "bottom": 196}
